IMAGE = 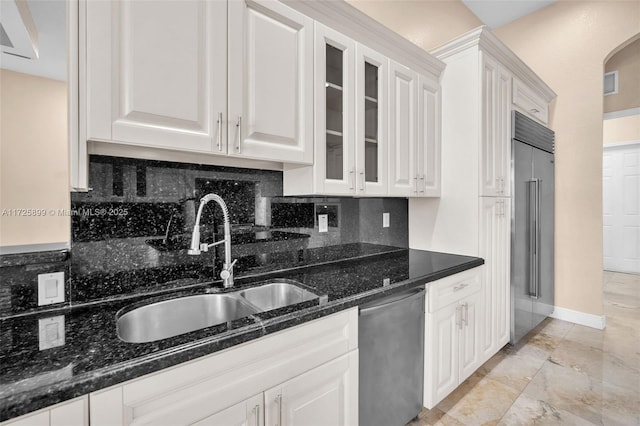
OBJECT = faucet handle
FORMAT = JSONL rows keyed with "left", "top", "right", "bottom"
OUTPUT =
{"left": 220, "top": 259, "right": 238, "bottom": 281}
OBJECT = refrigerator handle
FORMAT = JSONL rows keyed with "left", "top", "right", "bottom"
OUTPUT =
{"left": 528, "top": 179, "right": 540, "bottom": 299}
{"left": 535, "top": 179, "right": 542, "bottom": 299}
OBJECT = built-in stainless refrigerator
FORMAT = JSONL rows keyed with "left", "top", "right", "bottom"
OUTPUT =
{"left": 511, "top": 111, "right": 555, "bottom": 345}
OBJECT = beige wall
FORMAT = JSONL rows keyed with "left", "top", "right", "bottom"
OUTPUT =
{"left": 494, "top": 1, "right": 640, "bottom": 316}
{"left": 604, "top": 115, "right": 640, "bottom": 145}
{"left": 351, "top": 0, "right": 639, "bottom": 317}
{"left": 604, "top": 38, "right": 640, "bottom": 113}
{"left": 0, "top": 69, "right": 70, "bottom": 248}
{"left": 347, "top": 0, "right": 482, "bottom": 51}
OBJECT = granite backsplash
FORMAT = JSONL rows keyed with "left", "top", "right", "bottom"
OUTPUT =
{"left": 0, "top": 155, "right": 409, "bottom": 317}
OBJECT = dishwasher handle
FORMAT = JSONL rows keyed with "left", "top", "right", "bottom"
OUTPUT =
{"left": 359, "top": 287, "right": 425, "bottom": 315}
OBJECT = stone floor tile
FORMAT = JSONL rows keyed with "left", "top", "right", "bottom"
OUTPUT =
{"left": 523, "top": 360, "right": 639, "bottom": 425}
{"left": 536, "top": 318, "right": 575, "bottom": 340}
{"left": 549, "top": 338, "right": 640, "bottom": 392}
{"left": 479, "top": 351, "right": 542, "bottom": 393}
{"left": 435, "top": 371, "right": 484, "bottom": 413}
{"left": 497, "top": 393, "right": 596, "bottom": 425}
{"left": 442, "top": 376, "right": 519, "bottom": 425}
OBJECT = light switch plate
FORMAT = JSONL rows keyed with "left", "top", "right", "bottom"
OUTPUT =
{"left": 318, "top": 214, "right": 328, "bottom": 233}
{"left": 38, "top": 272, "right": 65, "bottom": 306}
{"left": 39, "top": 315, "right": 65, "bottom": 350}
{"left": 383, "top": 278, "right": 391, "bottom": 287}
{"left": 383, "top": 213, "right": 390, "bottom": 228}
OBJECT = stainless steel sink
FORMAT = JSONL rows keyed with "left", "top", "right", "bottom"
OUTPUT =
{"left": 116, "top": 280, "right": 323, "bottom": 343}
{"left": 238, "top": 282, "right": 319, "bottom": 312}
{"left": 117, "top": 294, "right": 258, "bottom": 343}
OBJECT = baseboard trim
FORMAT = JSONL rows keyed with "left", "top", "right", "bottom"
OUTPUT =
{"left": 550, "top": 306, "right": 606, "bottom": 330}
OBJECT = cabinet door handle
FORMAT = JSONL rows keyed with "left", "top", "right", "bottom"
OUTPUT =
{"left": 414, "top": 175, "right": 419, "bottom": 195}
{"left": 216, "top": 112, "right": 223, "bottom": 152}
{"left": 419, "top": 174, "right": 425, "bottom": 193}
{"left": 455, "top": 305, "right": 462, "bottom": 330}
{"left": 253, "top": 404, "right": 260, "bottom": 426}
{"left": 530, "top": 108, "right": 539, "bottom": 113}
{"left": 359, "top": 170, "right": 365, "bottom": 191}
{"left": 236, "top": 116, "right": 242, "bottom": 153}
{"left": 349, "top": 169, "right": 355, "bottom": 190}
{"left": 275, "top": 394, "right": 282, "bottom": 426}
{"left": 463, "top": 302, "right": 468, "bottom": 326}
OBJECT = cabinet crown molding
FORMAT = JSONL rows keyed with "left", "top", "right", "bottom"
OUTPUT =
{"left": 282, "top": 0, "right": 445, "bottom": 79}
{"left": 431, "top": 26, "right": 556, "bottom": 103}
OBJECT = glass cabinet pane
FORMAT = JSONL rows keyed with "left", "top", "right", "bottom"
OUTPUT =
{"left": 364, "top": 62, "right": 378, "bottom": 183}
{"left": 326, "top": 44, "right": 344, "bottom": 180}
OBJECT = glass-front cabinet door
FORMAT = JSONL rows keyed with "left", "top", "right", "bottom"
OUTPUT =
{"left": 356, "top": 45, "right": 388, "bottom": 195}
{"left": 314, "top": 24, "right": 355, "bottom": 195}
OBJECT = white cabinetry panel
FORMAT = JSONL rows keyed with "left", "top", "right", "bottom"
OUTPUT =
{"left": 418, "top": 75, "right": 441, "bottom": 197}
{"left": 313, "top": 23, "right": 356, "bottom": 194}
{"left": 479, "top": 197, "right": 511, "bottom": 359}
{"left": 86, "top": 0, "right": 226, "bottom": 152}
{"left": 424, "top": 267, "right": 483, "bottom": 409}
{"left": 480, "top": 53, "right": 511, "bottom": 197}
{"left": 265, "top": 351, "right": 358, "bottom": 426}
{"left": 389, "top": 61, "right": 418, "bottom": 196}
{"left": 228, "top": 0, "right": 313, "bottom": 164}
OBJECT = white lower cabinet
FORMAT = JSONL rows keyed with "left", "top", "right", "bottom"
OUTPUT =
{"left": 479, "top": 197, "right": 511, "bottom": 361}
{"left": 265, "top": 351, "right": 358, "bottom": 426}
{"left": 192, "top": 394, "right": 264, "bottom": 426}
{"left": 424, "top": 267, "right": 483, "bottom": 409}
{"left": 89, "top": 309, "right": 358, "bottom": 426}
{"left": 1, "top": 396, "right": 88, "bottom": 426}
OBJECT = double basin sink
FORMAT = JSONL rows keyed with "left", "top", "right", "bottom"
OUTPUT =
{"left": 116, "top": 280, "right": 322, "bottom": 344}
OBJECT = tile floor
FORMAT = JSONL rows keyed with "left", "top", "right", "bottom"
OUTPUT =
{"left": 409, "top": 271, "right": 640, "bottom": 425}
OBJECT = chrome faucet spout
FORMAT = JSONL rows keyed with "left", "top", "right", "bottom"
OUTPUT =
{"left": 187, "top": 193, "right": 236, "bottom": 288}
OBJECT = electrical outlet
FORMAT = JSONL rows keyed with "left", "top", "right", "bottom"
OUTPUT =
{"left": 38, "top": 272, "right": 65, "bottom": 306}
{"left": 318, "top": 214, "right": 328, "bottom": 233}
{"left": 39, "top": 316, "right": 65, "bottom": 350}
{"left": 383, "top": 278, "right": 391, "bottom": 287}
{"left": 383, "top": 213, "right": 390, "bottom": 228}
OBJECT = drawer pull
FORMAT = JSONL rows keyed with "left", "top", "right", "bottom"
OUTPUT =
{"left": 453, "top": 283, "right": 469, "bottom": 292}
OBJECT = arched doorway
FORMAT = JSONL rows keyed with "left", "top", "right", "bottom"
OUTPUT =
{"left": 602, "top": 35, "right": 640, "bottom": 275}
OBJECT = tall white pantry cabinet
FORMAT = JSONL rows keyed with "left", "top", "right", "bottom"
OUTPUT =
{"left": 413, "top": 27, "right": 556, "bottom": 409}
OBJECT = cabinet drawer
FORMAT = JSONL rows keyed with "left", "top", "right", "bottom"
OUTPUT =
{"left": 512, "top": 78, "right": 548, "bottom": 124}
{"left": 427, "top": 267, "right": 482, "bottom": 313}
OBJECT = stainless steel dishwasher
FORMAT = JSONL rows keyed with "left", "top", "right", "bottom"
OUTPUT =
{"left": 359, "top": 287, "right": 425, "bottom": 426}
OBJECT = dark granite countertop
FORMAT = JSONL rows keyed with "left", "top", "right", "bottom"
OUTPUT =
{"left": 0, "top": 244, "right": 483, "bottom": 421}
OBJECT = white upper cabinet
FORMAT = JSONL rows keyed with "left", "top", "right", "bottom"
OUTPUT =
{"left": 313, "top": 23, "right": 356, "bottom": 195}
{"left": 228, "top": 0, "right": 313, "bottom": 164}
{"left": 388, "top": 61, "right": 418, "bottom": 197}
{"left": 84, "top": 0, "right": 312, "bottom": 164}
{"left": 81, "top": 0, "right": 444, "bottom": 192}
{"left": 85, "top": 0, "right": 227, "bottom": 152}
{"left": 480, "top": 53, "right": 512, "bottom": 197}
{"left": 356, "top": 44, "right": 388, "bottom": 196}
{"left": 388, "top": 62, "right": 440, "bottom": 197}
{"left": 513, "top": 77, "right": 549, "bottom": 125}
{"left": 417, "top": 75, "right": 441, "bottom": 197}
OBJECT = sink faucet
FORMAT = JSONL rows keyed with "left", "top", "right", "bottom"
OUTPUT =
{"left": 188, "top": 193, "right": 237, "bottom": 288}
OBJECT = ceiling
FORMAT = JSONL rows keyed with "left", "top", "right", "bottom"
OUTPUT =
{"left": 462, "top": 0, "right": 557, "bottom": 29}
